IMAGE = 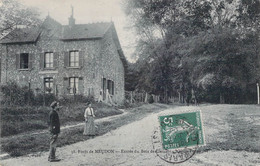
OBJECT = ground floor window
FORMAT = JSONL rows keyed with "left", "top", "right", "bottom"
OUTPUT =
{"left": 69, "top": 77, "right": 79, "bottom": 94}
{"left": 44, "top": 77, "right": 53, "bottom": 93}
{"left": 107, "top": 80, "right": 114, "bottom": 95}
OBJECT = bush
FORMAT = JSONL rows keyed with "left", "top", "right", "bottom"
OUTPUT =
{"left": 59, "top": 94, "right": 94, "bottom": 106}
{"left": 33, "top": 93, "right": 57, "bottom": 106}
{"left": 0, "top": 81, "right": 58, "bottom": 106}
{"left": 1, "top": 81, "right": 34, "bottom": 106}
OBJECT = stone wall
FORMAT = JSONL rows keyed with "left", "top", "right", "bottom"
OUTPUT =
{"left": 99, "top": 27, "right": 125, "bottom": 104}
{"left": 0, "top": 26, "right": 125, "bottom": 104}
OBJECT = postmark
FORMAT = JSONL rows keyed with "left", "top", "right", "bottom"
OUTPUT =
{"left": 152, "top": 110, "right": 205, "bottom": 163}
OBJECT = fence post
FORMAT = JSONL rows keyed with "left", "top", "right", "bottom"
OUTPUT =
{"left": 178, "top": 91, "right": 181, "bottom": 103}
{"left": 98, "top": 89, "right": 103, "bottom": 102}
{"left": 130, "top": 91, "right": 133, "bottom": 104}
{"left": 257, "top": 83, "right": 259, "bottom": 104}
{"left": 106, "top": 89, "right": 109, "bottom": 103}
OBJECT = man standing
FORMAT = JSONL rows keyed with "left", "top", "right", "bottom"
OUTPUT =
{"left": 48, "top": 101, "right": 61, "bottom": 162}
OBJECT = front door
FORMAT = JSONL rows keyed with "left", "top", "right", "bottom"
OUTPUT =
{"left": 102, "top": 78, "right": 106, "bottom": 100}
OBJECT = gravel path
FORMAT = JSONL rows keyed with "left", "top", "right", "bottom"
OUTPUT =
{"left": 1, "top": 105, "right": 259, "bottom": 166}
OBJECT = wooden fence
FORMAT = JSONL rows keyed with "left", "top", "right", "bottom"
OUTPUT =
{"left": 125, "top": 91, "right": 161, "bottom": 104}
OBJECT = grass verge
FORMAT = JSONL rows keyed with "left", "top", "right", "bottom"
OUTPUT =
{"left": 1, "top": 103, "right": 168, "bottom": 157}
{"left": 0, "top": 102, "right": 122, "bottom": 137}
{"left": 198, "top": 104, "right": 260, "bottom": 153}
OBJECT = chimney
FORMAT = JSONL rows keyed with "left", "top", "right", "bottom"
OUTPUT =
{"left": 68, "top": 6, "right": 75, "bottom": 26}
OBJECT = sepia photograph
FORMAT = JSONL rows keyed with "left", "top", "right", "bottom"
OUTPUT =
{"left": 0, "top": 0, "right": 259, "bottom": 165}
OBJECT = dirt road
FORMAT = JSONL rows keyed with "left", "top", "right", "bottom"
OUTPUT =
{"left": 1, "top": 105, "right": 260, "bottom": 166}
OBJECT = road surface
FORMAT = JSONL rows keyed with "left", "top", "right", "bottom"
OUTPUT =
{"left": 1, "top": 105, "right": 259, "bottom": 166}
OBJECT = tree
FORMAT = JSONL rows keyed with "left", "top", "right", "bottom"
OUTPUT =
{"left": 124, "top": 0, "right": 260, "bottom": 103}
{"left": 0, "top": 0, "right": 41, "bottom": 38}
{"left": 125, "top": 62, "right": 139, "bottom": 91}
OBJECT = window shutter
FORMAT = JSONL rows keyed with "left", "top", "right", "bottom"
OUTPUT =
{"left": 28, "top": 53, "right": 33, "bottom": 70}
{"left": 63, "top": 77, "right": 69, "bottom": 94}
{"left": 53, "top": 78, "right": 56, "bottom": 95}
{"left": 79, "top": 77, "right": 84, "bottom": 94}
{"left": 64, "top": 52, "right": 69, "bottom": 67}
{"left": 53, "top": 52, "right": 58, "bottom": 68}
{"left": 40, "top": 53, "right": 44, "bottom": 69}
{"left": 16, "top": 54, "right": 20, "bottom": 69}
{"left": 79, "top": 51, "right": 84, "bottom": 68}
{"left": 112, "top": 81, "right": 114, "bottom": 95}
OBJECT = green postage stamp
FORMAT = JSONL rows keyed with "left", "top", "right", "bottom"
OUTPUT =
{"left": 158, "top": 110, "right": 205, "bottom": 150}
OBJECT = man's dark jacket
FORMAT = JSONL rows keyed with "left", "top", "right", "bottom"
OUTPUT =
{"left": 49, "top": 109, "right": 60, "bottom": 134}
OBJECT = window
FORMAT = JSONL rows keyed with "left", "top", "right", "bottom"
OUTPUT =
{"left": 107, "top": 80, "right": 114, "bottom": 95}
{"left": 69, "top": 77, "right": 79, "bottom": 94}
{"left": 44, "top": 52, "right": 53, "bottom": 68}
{"left": 44, "top": 77, "right": 53, "bottom": 93}
{"left": 69, "top": 51, "right": 79, "bottom": 67}
{"left": 20, "top": 53, "right": 29, "bottom": 69}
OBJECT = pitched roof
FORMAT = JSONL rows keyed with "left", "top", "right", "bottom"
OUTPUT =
{"left": 0, "top": 16, "right": 114, "bottom": 44}
{"left": 0, "top": 27, "right": 41, "bottom": 44}
{"left": 61, "top": 22, "right": 112, "bottom": 40}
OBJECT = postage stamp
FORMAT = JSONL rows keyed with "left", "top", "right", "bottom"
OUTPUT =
{"left": 158, "top": 110, "right": 205, "bottom": 150}
{"left": 152, "top": 110, "right": 205, "bottom": 163}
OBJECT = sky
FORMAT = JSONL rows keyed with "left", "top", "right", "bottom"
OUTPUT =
{"left": 18, "top": 0, "right": 137, "bottom": 62}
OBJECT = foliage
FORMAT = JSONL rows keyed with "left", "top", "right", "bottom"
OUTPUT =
{"left": 0, "top": 81, "right": 59, "bottom": 106}
{"left": 125, "top": 62, "right": 139, "bottom": 91}
{"left": 0, "top": 102, "right": 122, "bottom": 137}
{"left": 0, "top": 0, "right": 42, "bottom": 37}
{"left": 124, "top": 0, "right": 260, "bottom": 104}
{"left": 1, "top": 81, "right": 34, "bottom": 106}
{"left": 33, "top": 93, "right": 57, "bottom": 106}
{"left": 59, "top": 94, "right": 95, "bottom": 106}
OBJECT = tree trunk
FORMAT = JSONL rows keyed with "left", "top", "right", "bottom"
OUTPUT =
{"left": 220, "top": 92, "right": 225, "bottom": 104}
{"left": 164, "top": 86, "right": 168, "bottom": 103}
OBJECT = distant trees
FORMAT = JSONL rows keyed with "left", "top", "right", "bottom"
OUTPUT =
{"left": 0, "top": 0, "right": 41, "bottom": 38}
{"left": 124, "top": 0, "right": 260, "bottom": 104}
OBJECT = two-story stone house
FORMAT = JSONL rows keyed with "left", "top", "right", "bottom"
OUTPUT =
{"left": 0, "top": 13, "right": 125, "bottom": 104}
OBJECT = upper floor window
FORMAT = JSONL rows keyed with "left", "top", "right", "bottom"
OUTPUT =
{"left": 69, "top": 51, "right": 79, "bottom": 67}
{"left": 20, "top": 53, "right": 29, "bottom": 69}
{"left": 44, "top": 52, "right": 53, "bottom": 68}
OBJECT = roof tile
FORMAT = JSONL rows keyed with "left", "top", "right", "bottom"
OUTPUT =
{"left": 0, "top": 17, "right": 112, "bottom": 44}
{"left": 62, "top": 22, "right": 111, "bottom": 40}
{"left": 0, "top": 27, "right": 40, "bottom": 44}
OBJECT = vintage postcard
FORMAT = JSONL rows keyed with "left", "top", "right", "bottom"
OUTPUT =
{"left": 0, "top": 0, "right": 260, "bottom": 166}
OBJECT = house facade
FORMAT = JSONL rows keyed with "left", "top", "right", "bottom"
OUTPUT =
{"left": 0, "top": 14, "right": 125, "bottom": 104}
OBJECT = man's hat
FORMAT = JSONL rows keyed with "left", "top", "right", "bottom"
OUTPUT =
{"left": 50, "top": 101, "right": 58, "bottom": 109}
